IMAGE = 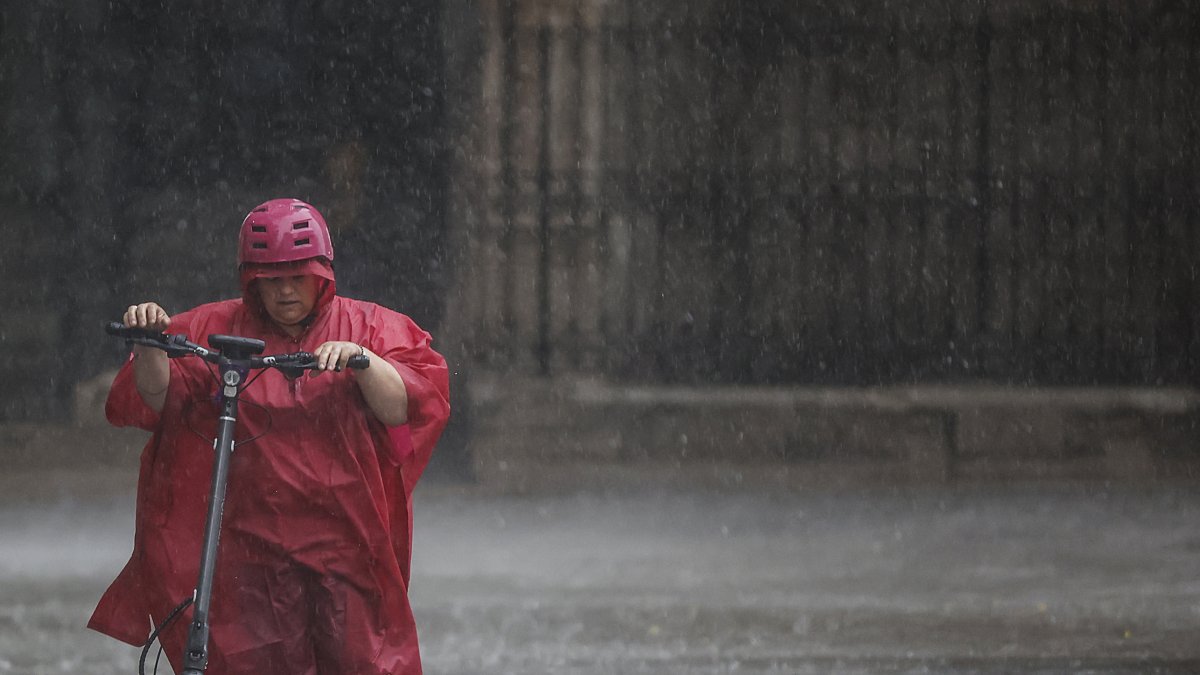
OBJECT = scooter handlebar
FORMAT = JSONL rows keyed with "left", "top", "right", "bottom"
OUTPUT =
{"left": 107, "top": 322, "right": 369, "bottom": 371}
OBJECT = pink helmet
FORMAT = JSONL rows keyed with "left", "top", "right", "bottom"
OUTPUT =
{"left": 237, "top": 198, "right": 334, "bottom": 266}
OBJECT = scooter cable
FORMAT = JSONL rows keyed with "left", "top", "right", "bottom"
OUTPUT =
{"left": 138, "top": 595, "right": 193, "bottom": 675}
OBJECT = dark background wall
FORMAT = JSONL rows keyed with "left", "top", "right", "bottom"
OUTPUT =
{"left": 445, "top": 0, "right": 1200, "bottom": 388}
{"left": 4, "top": 0, "right": 1200, "bottom": 422}
{"left": 0, "top": 1, "right": 446, "bottom": 419}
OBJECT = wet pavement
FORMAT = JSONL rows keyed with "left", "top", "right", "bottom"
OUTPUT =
{"left": 1, "top": 476, "right": 1199, "bottom": 674}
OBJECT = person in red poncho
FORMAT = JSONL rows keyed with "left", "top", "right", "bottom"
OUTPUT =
{"left": 89, "top": 198, "right": 451, "bottom": 674}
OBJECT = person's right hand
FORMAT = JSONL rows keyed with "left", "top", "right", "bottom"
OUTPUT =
{"left": 123, "top": 302, "right": 171, "bottom": 332}
{"left": 123, "top": 302, "right": 172, "bottom": 411}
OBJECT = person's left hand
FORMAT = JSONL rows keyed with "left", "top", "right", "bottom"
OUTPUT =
{"left": 310, "top": 341, "right": 367, "bottom": 374}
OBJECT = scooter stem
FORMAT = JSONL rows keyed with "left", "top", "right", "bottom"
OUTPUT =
{"left": 179, "top": 368, "right": 242, "bottom": 673}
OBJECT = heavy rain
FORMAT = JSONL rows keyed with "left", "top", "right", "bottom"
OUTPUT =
{"left": 2, "top": 1, "right": 1200, "bottom": 674}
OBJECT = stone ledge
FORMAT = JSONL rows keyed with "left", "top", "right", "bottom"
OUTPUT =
{"left": 466, "top": 374, "right": 1200, "bottom": 491}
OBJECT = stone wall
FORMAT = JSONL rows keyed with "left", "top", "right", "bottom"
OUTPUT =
{"left": 443, "top": 0, "right": 1200, "bottom": 386}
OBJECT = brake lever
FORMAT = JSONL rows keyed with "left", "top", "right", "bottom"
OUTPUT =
{"left": 278, "top": 365, "right": 307, "bottom": 380}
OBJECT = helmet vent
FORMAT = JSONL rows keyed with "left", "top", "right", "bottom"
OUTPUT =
{"left": 295, "top": 238, "right": 310, "bottom": 247}
{"left": 251, "top": 225, "right": 267, "bottom": 233}
{"left": 292, "top": 220, "right": 310, "bottom": 230}
{"left": 252, "top": 243, "right": 268, "bottom": 249}
{"left": 253, "top": 207, "right": 268, "bottom": 213}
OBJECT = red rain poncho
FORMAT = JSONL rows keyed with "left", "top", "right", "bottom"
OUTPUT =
{"left": 89, "top": 265, "right": 450, "bottom": 675}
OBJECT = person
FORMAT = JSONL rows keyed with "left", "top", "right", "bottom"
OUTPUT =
{"left": 88, "top": 198, "right": 451, "bottom": 674}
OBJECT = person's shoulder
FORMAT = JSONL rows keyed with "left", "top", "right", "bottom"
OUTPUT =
{"left": 333, "top": 296, "right": 430, "bottom": 339}
{"left": 335, "top": 296, "right": 411, "bottom": 322}
{"left": 176, "top": 298, "right": 242, "bottom": 320}
{"left": 171, "top": 298, "right": 244, "bottom": 332}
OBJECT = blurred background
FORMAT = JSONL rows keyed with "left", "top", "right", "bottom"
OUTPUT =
{"left": 2, "top": 1, "right": 1200, "bottom": 673}
{"left": 3, "top": 1, "right": 1200, "bottom": 482}
{"left": 4, "top": 0, "right": 1200, "bottom": 474}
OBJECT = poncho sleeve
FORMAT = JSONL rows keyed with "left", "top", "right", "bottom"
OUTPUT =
{"left": 364, "top": 309, "right": 450, "bottom": 491}
{"left": 104, "top": 355, "right": 162, "bottom": 431}
{"left": 105, "top": 309, "right": 213, "bottom": 430}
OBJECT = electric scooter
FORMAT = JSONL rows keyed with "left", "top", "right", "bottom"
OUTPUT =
{"left": 105, "top": 322, "right": 369, "bottom": 674}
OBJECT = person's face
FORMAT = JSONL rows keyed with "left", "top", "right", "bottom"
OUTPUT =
{"left": 256, "top": 274, "right": 319, "bottom": 330}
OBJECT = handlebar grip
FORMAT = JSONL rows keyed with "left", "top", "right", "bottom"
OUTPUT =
{"left": 346, "top": 354, "right": 370, "bottom": 369}
{"left": 105, "top": 321, "right": 130, "bottom": 336}
{"left": 106, "top": 321, "right": 168, "bottom": 342}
